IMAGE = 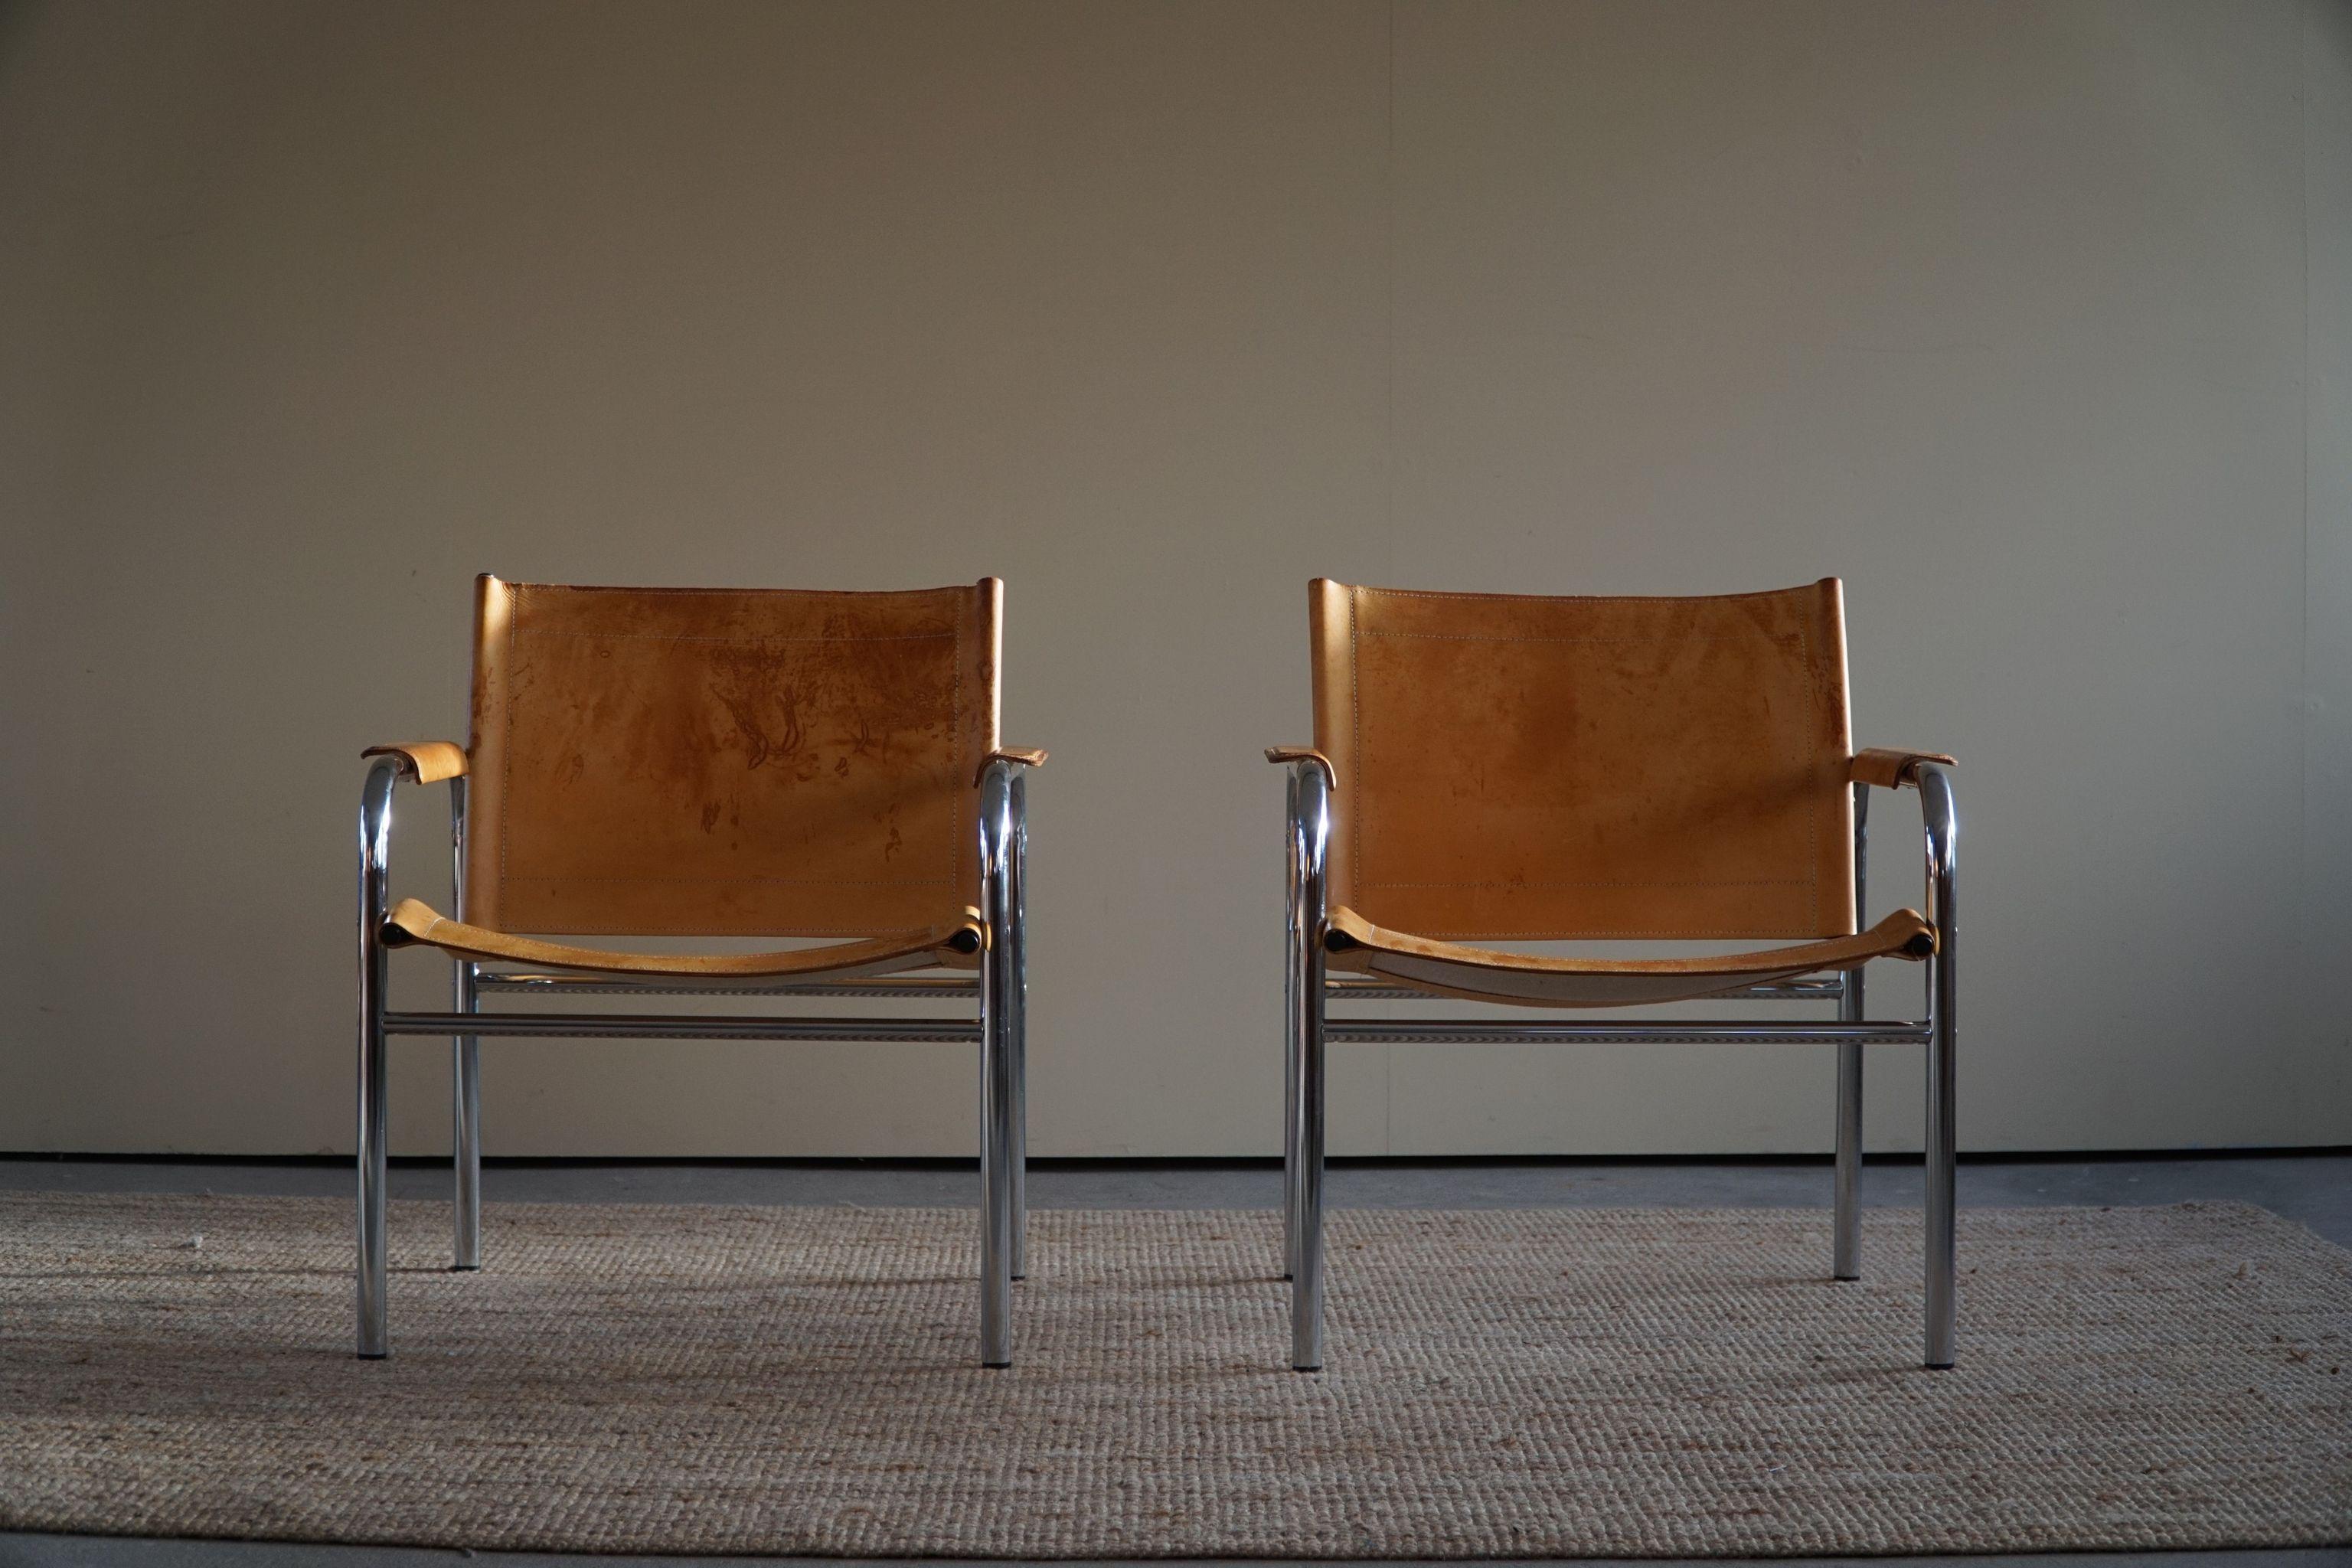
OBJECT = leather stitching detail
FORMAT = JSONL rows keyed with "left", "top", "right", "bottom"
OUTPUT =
{"left": 1798, "top": 611, "right": 1821, "bottom": 933}
{"left": 1366, "top": 879, "right": 1811, "bottom": 888}
{"left": 502, "top": 876, "right": 954, "bottom": 885}
{"left": 1357, "top": 585, "right": 1811, "bottom": 605}
{"left": 953, "top": 605, "right": 968, "bottom": 902}
{"left": 498, "top": 583, "right": 521, "bottom": 916}
{"left": 1348, "top": 586, "right": 1363, "bottom": 899}
{"left": 1361, "top": 631, "right": 1722, "bottom": 644}
{"left": 1393, "top": 929, "right": 1894, "bottom": 940}
{"left": 513, "top": 630, "right": 956, "bottom": 644}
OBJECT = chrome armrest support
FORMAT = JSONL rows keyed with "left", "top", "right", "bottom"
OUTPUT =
{"left": 1282, "top": 759, "right": 1332, "bottom": 936}
{"left": 976, "top": 756, "right": 1033, "bottom": 920}
{"left": 1916, "top": 760, "right": 1956, "bottom": 1008}
{"left": 976, "top": 754, "right": 1038, "bottom": 934}
{"left": 358, "top": 757, "right": 402, "bottom": 951}
{"left": 357, "top": 753, "right": 469, "bottom": 936}
{"left": 1841, "top": 757, "right": 1955, "bottom": 1003}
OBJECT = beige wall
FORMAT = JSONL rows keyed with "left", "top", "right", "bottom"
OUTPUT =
{"left": 3, "top": 0, "right": 2346, "bottom": 1158}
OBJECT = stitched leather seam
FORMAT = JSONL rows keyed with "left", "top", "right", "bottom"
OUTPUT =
{"left": 1800, "top": 609, "right": 1824, "bottom": 932}
{"left": 498, "top": 584, "right": 521, "bottom": 916}
{"left": 1365, "top": 878, "right": 1811, "bottom": 888}
{"left": 510, "top": 629, "right": 957, "bottom": 644}
{"left": 1398, "top": 929, "right": 1883, "bottom": 940}
{"left": 1349, "top": 587, "right": 1363, "bottom": 897}
{"left": 501, "top": 875, "right": 956, "bottom": 885}
{"left": 1374, "top": 960, "right": 1845, "bottom": 975}
{"left": 1364, "top": 587, "right": 1815, "bottom": 606}
{"left": 449, "top": 926, "right": 969, "bottom": 940}
{"left": 1359, "top": 631, "right": 1731, "bottom": 644}
{"left": 953, "top": 607, "right": 967, "bottom": 900}
{"left": 510, "top": 584, "right": 962, "bottom": 602}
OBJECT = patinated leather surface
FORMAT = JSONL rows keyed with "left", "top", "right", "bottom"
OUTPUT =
{"left": 1307, "top": 578, "right": 1857, "bottom": 939}
{"left": 465, "top": 576, "right": 1005, "bottom": 937}
{"left": 381, "top": 897, "right": 980, "bottom": 977}
{"left": 360, "top": 741, "right": 468, "bottom": 784}
{"left": 1851, "top": 746, "right": 1958, "bottom": 789}
{"left": 1324, "top": 904, "right": 1932, "bottom": 1008}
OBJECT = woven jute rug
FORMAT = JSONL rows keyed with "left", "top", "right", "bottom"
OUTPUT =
{"left": 1, "top": 1193, "right": 2346, "bottom": 1556}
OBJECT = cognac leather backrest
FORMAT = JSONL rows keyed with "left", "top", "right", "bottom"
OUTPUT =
{"left": 1308, "top": 578, "right": 1857, "bottom": 940}
{"left": 463, "top": 577, "right": 1000, "bottom": 936}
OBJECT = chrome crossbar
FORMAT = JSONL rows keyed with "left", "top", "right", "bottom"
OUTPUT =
{"left": 472, "top": 972, "right": 979, "bottom": 998}
{"left": 1325, "top": 976, "right": 1847, "bottom": 1003}
{"left": 1322, "top": 1018, "right": 1930, "bottom": 1045}
{"left": 380, "top": 1011, "right": 981, "bottom": 1044}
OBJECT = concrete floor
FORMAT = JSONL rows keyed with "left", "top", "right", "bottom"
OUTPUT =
{"left": 3, "top": 1151, "right": 2347, "bottom": 1568}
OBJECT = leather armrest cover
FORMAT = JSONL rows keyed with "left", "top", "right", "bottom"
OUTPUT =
{"left": 1266, "top": 745, "right": 1335, "bottom": 783}
{"left": 975, "top": 746, "right": 1047, "bottom": 784}
{"left": 361, "top": 741, "right": 469, "bottom": 784}
{"left": 1851, "top": 747, "right": 1956, "bottom": 789}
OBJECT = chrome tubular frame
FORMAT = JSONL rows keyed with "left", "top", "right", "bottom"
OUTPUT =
{"left": 473, "top": 974, "right": 981, "bottom": 997}
{"left": 1328, "top": 975, "right": 1846, "bottom": 1003}
{"left": 1282, "top": 762, "right": 1331, "bottom": 1370}
{"left": 356, "top": 758, "right": 398, "bottom": 1359}
{"left": 449, "top": 776, "right": 480, "bottom": 1273}
{"left": 1007, "top": 768, "right": 1030, "bottom": 1284}
{"left": 381, "top": 1011, "right": 984, "bottom": 1042}
{"left": 1322, "top": 1019, "right": 1928, "bottom": 1045}
{"left": 1834, "top": 781, "right": 1868, "bottom": 1282}
{"left": 354, "top": 755, "right": 1033, "bottom": 1368}
{"left": 1919, "top": 761, "right": 1959, "bottom": 1369}
{"left": 1279, "top": 767, "right": 1301, "bottom": 1284}
{"left": 1277, "top": 756, "right": 1960, "bottom": 1372}
{"left": 976, "top": 759, "right": 1027, "bottom": 1366}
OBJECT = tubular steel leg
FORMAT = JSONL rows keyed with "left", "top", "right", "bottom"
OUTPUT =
{"left": 449, "top": 777, "right": 481, "bottom": 1272}
{"left": 978, "top": 766, "right": 1016, "bottom": 1368}
{"left": 1920, "top": 763, "right": 1959, "bottom": 1370}
{"left": 1291, "top": 961, "right": 1326, "bottom": 1371}
{"left": 1289, "top": 763, "right": 1330, "bottom": 1372}
{"left": 1008, "top": 1015, "right": 1027, "bottom": 1284}
{"left": 1832, "top": 1034, "right": 1863, "bottom": 1279}
{"left": 1924, "top": 984, "right": 1956, "bottom": 1367}
{"left": 1008, "top": 772, "right": 1028, "bottom": 1283}
{"left": 358, "top": 975, "right": 390, "bottom": 1357}
{"left": 1282, "top": 770, "right": 1302, "bottom": 1282}
{"left": 1834, "top": 782, "right": 1869, "bottom": 1281}
{"left": 452, "top": 965, "right": 481, "bottom": 1272}
{"left": 980, "top": 988, "right": 1014, "bottom": 1367}
{"left": 355, "top": 759, "right": 397, "bottom": 1360}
